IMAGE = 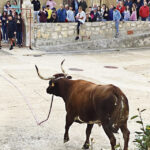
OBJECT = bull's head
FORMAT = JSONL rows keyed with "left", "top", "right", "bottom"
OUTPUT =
{"left": 35, "top": 60, "right": 72, "bottom": 95}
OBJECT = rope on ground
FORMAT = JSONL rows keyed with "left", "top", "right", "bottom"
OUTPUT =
{"left": 3, "top": 69, "right": 50, "bottom": 102}
{"left": 0, "top": 74, "right": 40, "bottom": 125}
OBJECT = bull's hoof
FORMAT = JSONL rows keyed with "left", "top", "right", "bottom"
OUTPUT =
{"left": 64, "top": 137, "right": 69, "bottom": 143}
{"left": 82, "top": 143, "right": 89, "bottom": 149}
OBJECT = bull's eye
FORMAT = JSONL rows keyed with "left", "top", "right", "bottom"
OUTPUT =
{"left": 49, "top": 80, "right": 55, "bottom": 87}
{"left": 51, "top": 82, "right": 55, "bottom": 87}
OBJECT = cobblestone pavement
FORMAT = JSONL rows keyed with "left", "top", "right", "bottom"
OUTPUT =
{"left": 0, "top": 47, "right": 150, "bottom": 150}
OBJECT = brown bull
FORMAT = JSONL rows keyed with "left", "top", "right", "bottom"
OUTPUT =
{"left": 35, "top": 60, "right": 130, "bottom": 150}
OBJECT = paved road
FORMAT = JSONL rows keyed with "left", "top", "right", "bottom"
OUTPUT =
{"left": 0, "top": 47, "right": 150, "bottom": 150}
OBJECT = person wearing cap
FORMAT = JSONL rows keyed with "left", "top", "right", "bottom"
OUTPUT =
{"left": 113, "top": 7, "right": 121, "bottom": 38}
{"left": 38, "top": 6, "right": 48, "bottom": 22}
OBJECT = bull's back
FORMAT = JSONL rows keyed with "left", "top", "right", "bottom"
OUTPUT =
{"left": 66, "top": 80, "right": 129, "bottom": 123}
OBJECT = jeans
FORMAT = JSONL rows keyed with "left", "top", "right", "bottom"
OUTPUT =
{"left": 77, "top": 21, "right": 82, "bottom": 35}
{"left": 115, "top": 20, "right": 120, "bottom": 33}
{"left": 124, "top": 18, "right": 129, "bottom": 21}
{"left": 2, "top": 26, "right": 8, "bottom": 40}
{"left": 33, "top": 11, "right": 39, "bottom": 23}
{"left": 17, "top": 32, "right": 22, "bottom": 45}
{"left": 141, "top": 17, "right": 147, "bottom": 21}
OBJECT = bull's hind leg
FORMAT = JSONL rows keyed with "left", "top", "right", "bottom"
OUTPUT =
{"left": 64, "top": 113, "right": 74, "bottom": 143}
{"left": 82, "top": 124, "right": 94, "bottom": 149}
{"left": 120, "top": 121, "right": 130, "bottom": 150}
{"left": 102, "top": 124, "right": 116, "bottom": 150}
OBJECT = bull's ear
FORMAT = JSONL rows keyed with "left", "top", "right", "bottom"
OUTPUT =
{"left": 67, "top": 76, "right": 72, "bottom": 79}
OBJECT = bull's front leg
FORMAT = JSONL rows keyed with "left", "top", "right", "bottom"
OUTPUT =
{"left": 82, "top": 124, "right": 94, "bottom": 149}
{"left": 64, "top": 113, "right": 74, "bottom": 143}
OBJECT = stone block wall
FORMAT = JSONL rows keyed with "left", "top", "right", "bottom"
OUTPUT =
{"left": 33, "top": 21, "right": 150, "bottom": 48}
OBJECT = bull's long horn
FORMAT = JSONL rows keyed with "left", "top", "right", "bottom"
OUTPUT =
{"left": 61, "top": 59, "right": 66, "bottom": 74}
{"left": 35, "top": 65, "right": 53, "bottom": 80}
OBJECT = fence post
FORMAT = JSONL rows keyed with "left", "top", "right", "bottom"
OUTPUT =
{"left": 22, "top": 0, "right": 33, "bottom": 48}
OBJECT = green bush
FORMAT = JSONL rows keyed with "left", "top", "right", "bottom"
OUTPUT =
{"left": 131, "top": 108, "right": 150, "bottom": 150}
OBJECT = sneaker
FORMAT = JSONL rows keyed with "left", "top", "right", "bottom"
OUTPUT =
{"left": 75, "top": 36, "right": 79, "bottom": 40}
{"left": 115, "top": 33, "right": 119, "bottom": 38}
{"left": 9, "top": 45, "right": 13, "bottom": 50}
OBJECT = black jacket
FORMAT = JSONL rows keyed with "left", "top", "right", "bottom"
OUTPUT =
{"left": 1, "top": 15, "right": 7, "bottom": 27}
{"left": 16, "top": 19, "right": 22, "bottom": 32}
{"left": 7, "top": 20, "right": 16, "bottom": 33}
{"left": 103, "top": 11, "right": 109, "bottom": 20}
{"left": 71, "top": 0, "right": 79, "bottom": 11}
{"left": 79, "top": 1, "right": 87, "bottom": 12}
{"left": 31, "top": 0, "right": 41, "bottom": 11}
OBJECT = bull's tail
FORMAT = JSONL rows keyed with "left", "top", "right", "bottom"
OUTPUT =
{"left": 109, "top": 86, "right": 128, "bottom": 133}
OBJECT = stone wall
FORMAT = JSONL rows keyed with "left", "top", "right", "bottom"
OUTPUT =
{"left": 33, "top": 21, "right": 150, "bottom": 49}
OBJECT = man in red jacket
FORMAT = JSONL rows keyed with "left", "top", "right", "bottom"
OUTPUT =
{"left": 139, "top": 2, "right": 149, "bottom": 21}
{"left": 116, "top": 1, "right": 125, "bottom": 20}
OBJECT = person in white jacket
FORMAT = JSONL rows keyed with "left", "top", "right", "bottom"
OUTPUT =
{"left": 75, "top": 6, "right": 86, "bottom": 40}
{"left": 66, "top": 6, "right": 75, "bottom": 22}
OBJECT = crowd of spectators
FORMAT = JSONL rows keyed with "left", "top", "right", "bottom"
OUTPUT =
{"left": 1, "top": 0, "right": 150, "bottom": 49}
{"left": 0, "top": 0, "right": 22, "bottom": 50}
{"left": 32, "top": 0, "right": 150, "bottom": 23}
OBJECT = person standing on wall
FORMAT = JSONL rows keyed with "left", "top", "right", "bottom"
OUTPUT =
{"left": 31, "top": 0, "right": 41, "bottom": 23}
{"left": 11, "top": 0, "right": 21, "bottom": 15}
{"left": 139, "top": 1, "right": 149, "bottom": 21}
{"left": 79, "top": 0, "right": 87, "bottom": 12}
{"left": 113, "top": 7, "right": 121, "bottom": 38}
{"left": 46, "top": 0, "right": 56, "bottom": 10}
{"left": 7, "top": 15, "right": 16, "bottom": 50}
{"left": 38, "top": 6, "right": 48, "bottom": 23}
{"left": 57, "top": 4, "right": 67, "bottom": 22}
{"left": 4, "top": 1, "right": 11, "bottom": 15}
{"left": 71, "top": 0, "right": 79, "bottom": 16}
{"left": 75, "top": 6, "right": 86, "bottom": 40}
{"left": 46, "top": 5, "right": 52, "bottom": 22}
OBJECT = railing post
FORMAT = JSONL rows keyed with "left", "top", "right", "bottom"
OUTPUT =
{"left": 22, "top": 0, "right": 33, "bottom": 48}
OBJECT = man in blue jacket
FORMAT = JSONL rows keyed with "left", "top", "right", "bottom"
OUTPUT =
{"left": 113, "top": 7, "right": 121, "bottom": 38}
{"left": 57, "top": 4, "right": 67, "bottom": 22}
